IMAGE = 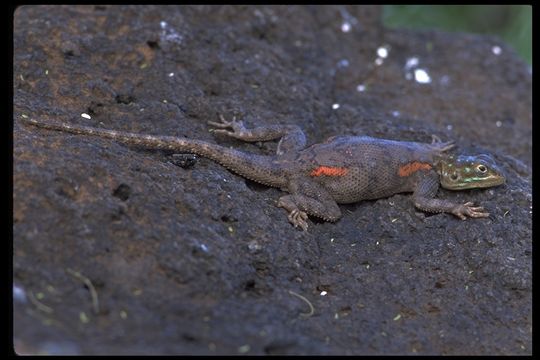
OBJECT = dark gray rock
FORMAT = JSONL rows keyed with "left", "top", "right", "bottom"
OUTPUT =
{"left": 13, "top": 5, "right": 531, "bottom": 355}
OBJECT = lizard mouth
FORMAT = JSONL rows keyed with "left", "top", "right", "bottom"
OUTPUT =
{"left": 446, "top": 174, "right": 506, "bottom": 190}
{"left": 471, "top": 175, "right": 506, "bottom": 188}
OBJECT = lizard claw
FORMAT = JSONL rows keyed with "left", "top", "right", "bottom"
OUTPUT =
{"left": 451, "top": 201, "right": 489, "bottom": 220}
{"left": 288, "top": 209, "right": 309, "bottom": 231}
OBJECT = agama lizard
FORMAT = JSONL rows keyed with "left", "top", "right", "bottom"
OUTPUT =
{"left": 22, "top": 116, "right": 505, "bottom": 230}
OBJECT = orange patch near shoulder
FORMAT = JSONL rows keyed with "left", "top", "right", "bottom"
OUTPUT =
{"left": 310, "top": 166, "right": 349, "bottom": 177}
{"left": 398, "top": 161, "right": 432, "bottom": 177}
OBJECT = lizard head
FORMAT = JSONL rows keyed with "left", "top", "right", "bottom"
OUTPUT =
{"left": 439, "top": 154, "right": 506, "bottom": 190}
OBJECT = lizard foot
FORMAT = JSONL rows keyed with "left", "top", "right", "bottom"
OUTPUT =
{"left": 287, "top": 209, "right": 309, "bottom": 231}
{"left": 430, "top": 134, "right": 455, "bottom": 152}
{"left": 208, "top": 114, "right": 247, "bottom": 137}
{"left": 451, "top": 202, "right": 489, "bottom": 220}
{"left": 277, "top": 196, "right": 310, "bottom": 231}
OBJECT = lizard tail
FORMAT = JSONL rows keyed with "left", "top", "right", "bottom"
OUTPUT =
{"left": 22, "top": 118, "right": 287, "bottom": 188}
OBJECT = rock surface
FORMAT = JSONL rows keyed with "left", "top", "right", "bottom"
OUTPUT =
{"left": 13, "top": 5, "right": 531, "bottom": 355}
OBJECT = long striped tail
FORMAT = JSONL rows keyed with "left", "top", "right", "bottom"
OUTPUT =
{"left": 22, "top": 118, "right": 287, "bottom": 188}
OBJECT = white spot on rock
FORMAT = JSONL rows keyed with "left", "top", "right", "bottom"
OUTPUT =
{"left": 440, "top": 75, "right": 450, "bottom": 86}
{"left": 332, "top": 103, "right": 340, "bottom": 110}
{"left": 13, "top": 285, "right": 26, "bottom": 303}
{"left": 492, "top": 46, "right": 502, "bottom": 55}
{"left": 337, "top": 59, "right": 349, "bottom": 68}
{"left": 160, "top": 20, "right": 183, "bottom": 44}
{"left": 405, "top": 57, "right": 419, "bottom": 70}
{"left": 356, "top": 84, "right": 366, "bottom": 92}
{"left": 81, "top": 113, "right": 91, "bottom": 119}
{"left": 377, "top": 46, "right": 388, "bottom": 58}
{"left": 414, "top": 69, "right": 431, "bottom": 84}
{"left": 238, "top": 344, "right": 250, "bottom": 354}
{"left": 341, "top": 22, "right": 351, "bottom": 33}
{"left": 247, "top": 240, "right": 262, "bottom": 252}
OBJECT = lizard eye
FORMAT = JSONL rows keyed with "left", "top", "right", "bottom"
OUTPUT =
{"left": 477, "top": 165, "right": 487, "bottom": 172}
{"left": 450, "top": 173, "right": 459, "bottom": 181}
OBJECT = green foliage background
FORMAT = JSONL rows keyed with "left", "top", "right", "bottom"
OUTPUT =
{"left": 383, "top": 5, "right": 532, "bottom": 65}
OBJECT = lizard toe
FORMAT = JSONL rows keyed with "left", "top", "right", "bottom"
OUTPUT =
{"left": 431, "top": 134, "right": 442, "bottom": 144}
{"left": 207, "top": 121, "right": 231, "bottom": 129}
{"left": 209, "top": 129, "right": 234, "bottom": 136}
{"left": 288, "top": 209, "right": 309, "bottom": 231}
{"left": 208, "top": 114, "right": 237, "bottom": 129}
{"left": 467, "top": 208, "right": 490, "bottom": 218}
{"left": 430, "top": 134, "right": 454, "bottom": 148}
{"left": 452, "top": 202, "right": 489, "bottom": 219}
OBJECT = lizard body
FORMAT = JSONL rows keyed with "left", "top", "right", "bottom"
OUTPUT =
{"left": 22, "top": 116, "right": 505, "bottom": 230}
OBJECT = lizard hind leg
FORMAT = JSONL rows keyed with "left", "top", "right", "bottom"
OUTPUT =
{"left": 277, "top": 181, "right": 342, "bottom": 231}
{"left": 277, "top": 196, "right": 309, "bottom": 231}
{"left": 208, "top": 114, "right": 307, "bottom": 155}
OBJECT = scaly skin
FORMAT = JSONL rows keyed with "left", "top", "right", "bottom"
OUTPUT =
{"left": 22, "top": 116, "right": 506, "bottom": 231}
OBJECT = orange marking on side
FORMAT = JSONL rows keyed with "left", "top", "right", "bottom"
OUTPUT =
{"left": 310, "top": 166, "right": 349, "bottom": 177}
{"left": 398, "top": 161, "right": 432, "bottom": 177}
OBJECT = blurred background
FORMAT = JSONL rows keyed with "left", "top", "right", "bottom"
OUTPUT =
{"left": 383, "top": 5, "right": 532, "bottom": 65}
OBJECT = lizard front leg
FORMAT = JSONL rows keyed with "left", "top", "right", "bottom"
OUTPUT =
{"left": 208, "top": 115, "right": 306, "bottom": 155}
{"left": 413, "top": 171, "right": 489, "bottom": 219}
